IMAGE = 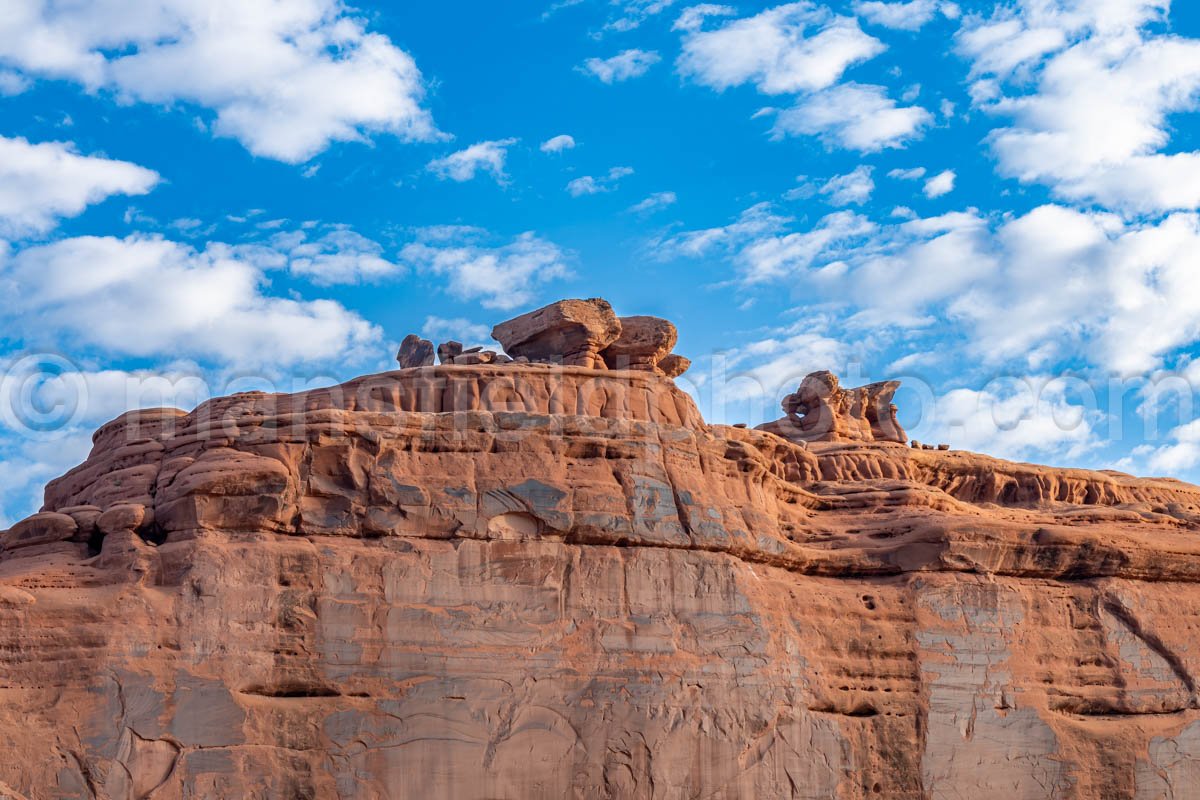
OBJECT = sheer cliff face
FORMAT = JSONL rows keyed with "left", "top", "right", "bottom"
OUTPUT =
{"left": 4, "top": 366, "right": 1200, "bottom": 798}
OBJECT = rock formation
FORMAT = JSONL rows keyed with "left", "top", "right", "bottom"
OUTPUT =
{"left": 600, "top": 315, "right": 677, "bottom": 373}
{"left": 395, "top": 334, "right": 434, "bottom": 368}
{"left": 757, "top": 370, "right": 906, "bottom": 444}
{"left": 491, "top": 297, "right": 622, "bottom": 368}
{"left": 657, "top": 352, "right": 691, "bottom": 378}
{"left": 437, "top": 340, "right": 463, "bottom": 364}
{"left": 3, "top": 302, "right": 1200, "bottom": 797}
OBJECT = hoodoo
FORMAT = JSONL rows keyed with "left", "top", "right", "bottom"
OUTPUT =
{"left": 3, "top": 299, "right": 1200, "bottom": 797}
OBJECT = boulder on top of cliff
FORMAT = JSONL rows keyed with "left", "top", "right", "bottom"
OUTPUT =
{"left": 437, "top": 340, "right": 463, "bottom": 364}
{"left": 395, "top": 334, "right": 435, "bottom": 368}
{"left": 756, "top": 370, "right": 906, "bottom": 444}
{"left": 492, "top": 298, "right": 622, "bottom": 368}
{"left": 452, "top": 350, "right": 497, "bottom": 365}
{"left": 659, "top": 353, "right": 691, "bottom": 378}
{"left": 601, "top": 315, "right": 678, "bottom": 372}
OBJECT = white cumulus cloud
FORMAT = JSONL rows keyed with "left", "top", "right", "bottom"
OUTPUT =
{"left": 580, "top": 49, "right": 661, "bottom": 83}
{"left": 628, "top": 191, "right": 678, "bottom": 214}
{"left": 270, "top": 227, "right": 402, "bottom": 286}
{"left": 923, "top": 169, "right": 956, "bottom": 198}
{"left": 819, "top": 165, "right": 875, "bottom": 205}
{"left": 0, "top": 0, "right": 440, "bottom": 163}
{"left": 427, "top": 139, "right": 518, "bottom": 183}
{"left": 958, "top": 0, "right": 1200, "bottom": 213}
{"left": 888, "top": 166, "right": 927, "bottom": 180}
{"left": 540, "top": 134, "right": 577, "bottom": 153}
{"left": 920, "top": 378, "right": 1100, "bottom": 462}
{"left": 677, "top": 3, "right": 884, "bottom": 94}
{"left": 0, "top": 136, "right": 159, "bottom": 237}
{"left": 567, "top": 166, "right": 634, "bottom": 197}
{"left": 402, "top": 229, "right": 571, "bottom": 310}
{"left": 853, "top": 0, "right": 945, "bottom": 31}
{"left": 0, "top": 234, "right": 381, "bottom": 366}
{"left": 772, "top": 82, "right": 933, "bottom": 151}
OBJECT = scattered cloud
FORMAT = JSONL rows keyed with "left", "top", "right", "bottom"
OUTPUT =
{"left": 540, "top": 134, "right": 577, "bottom": 153}
{"left": 771, "top": 82, "right": 933, "bottom": 151}
{"left": 677, "top": 3, "right": 884, "bottom": 94}
{"left": 567, "top": 166, "right": 634, "bottom": 196}
{"left": 1126, "top": 419, "right": 1200, "bottom": 475}
{"left": 0, "top": 0, "right": 441, "bottom": 163}
{"left": 0, "top": 234, "right": 381, "bottom": 366}
{"left": 580, "top": 49, "right": 661, "bottom": 83}
{"left": 920, "top": 377, "right": 1100, "bottom": 462}
{"left": 888, "top": 166, "right": 927, "bottom": 180}
{"left": 923, "top": 169, "right": 956, "bottom": 198}
{"left": 672, "top": 4, "right": 737, "bottom": 32}
{"left": 628, "top": 191, "right": 678, "bottom": 214}
{"left": 402, "top": 229, "right": 571, "bottom": 310}
{"left": 0, "top": 69, "right": 28, "bottom": 96}
{"left": 0, "top": 431, "right": 95, "bottom": 529}
{"left": 427, "top": 139, "right": 518, "bottom": 183}
{"left": 664, "top": 200, "right": 1200, "bottom": 377}
{"left": 651, "top": 202, "right": 876, "bottom": 284}
{"left": 271, "top": 228, "right": 402, "bottom": 286}
{"left": 958, "top": 0, "right": 1200, "bottom": 213}
{"left": 819, "top": 165, "right": 875, "bottom": 205}
{"left": 696, "top": 324, "right": 859, "bottom": 425}
{"left": 0, "top": 136, "right": 159, "bottom": 237}
{"left": 853, "top": 0, "right": 948, "bottom": 32}
{"left": 0, "top": 359, "right": 211, "bottom": 436}
{"left": 605, "top": 0, "right": 680, "bottom": 32}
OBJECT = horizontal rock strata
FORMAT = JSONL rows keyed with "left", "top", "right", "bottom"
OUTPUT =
{"left": 2, "top": 363, "right": 1200, "bottom": 798}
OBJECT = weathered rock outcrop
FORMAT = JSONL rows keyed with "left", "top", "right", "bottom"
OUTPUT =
{"left": 4, "top": 311, "right": 1200, "bottom": 797}
{"left": 601, "top": 315, "right": 684, "bottom": 374}
{"left": 758, "top": 370, "right": 907, "bottom": 444}
{"left": 491, "top": 298, "right": 622, "bottom": 368}
{"left": 395, "top": 334, "right": 434, "bottom": 369}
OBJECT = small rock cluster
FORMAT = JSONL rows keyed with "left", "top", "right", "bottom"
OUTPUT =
{"left": 396, "top": 298, "right": 691, "bottom": 376}
{"left": 396, "top": 335, "right": 519, "bottom": 368}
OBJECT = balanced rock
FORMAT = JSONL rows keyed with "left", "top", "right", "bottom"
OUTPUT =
{"left": 601, "top": 315, "right": 678, "bottom": 372}
{"left": 437, "top": 340, "right": 463, "bottom": 364}
{"left": 97, "top": 503, "right": 147, "bottom": 536}
{"left": 395, "top": 334, "right": 435, "bottom": 368}
{"left": 757, "top": 370, "right": 906, "bottom": 444}
{"left": 658, "top": 353, "right": 691, "bottom": 378}
{"left": 492, "top": 298, "right": 622, "bottom": 368}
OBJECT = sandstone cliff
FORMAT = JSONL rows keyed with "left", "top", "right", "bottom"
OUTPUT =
{"left": 3, "top": 307, "right": 1200, "bottom": 798}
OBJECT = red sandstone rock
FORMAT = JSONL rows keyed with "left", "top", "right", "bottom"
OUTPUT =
{"left": 3, "top": 357, "right": 1200, "bottom": 797}
{"left": 758, "top": 370, "right": 906, "bottom": 444}
{"left": 601, "top": 315, "right": 677, "bottom": 372}
{"left": 395, "top": 334, "right": 435, "bottom": 368}
{"left": 437, "top": 340, "right": 463, "bottom": 364}
{"left": 658, "top": 352, "right": 691, "bottom": 378}
{"left": 492, "top": 298, "right": 622, "bottom": 368}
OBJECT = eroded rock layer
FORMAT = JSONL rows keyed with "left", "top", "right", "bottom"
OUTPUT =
{"left": 3, "top": 364, "right": 1200, "bottom": 798}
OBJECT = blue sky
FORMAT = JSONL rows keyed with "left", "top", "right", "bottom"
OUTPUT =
{"left": 3, "top": 0, "right": 1200, "bottom": 525}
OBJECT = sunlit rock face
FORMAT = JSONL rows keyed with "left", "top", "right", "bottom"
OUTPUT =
{"left": 5, "top": 332, "right": 1200, "bottom": 796}
{"left": 757, "top": 370, "right": 907, "bottom": 445}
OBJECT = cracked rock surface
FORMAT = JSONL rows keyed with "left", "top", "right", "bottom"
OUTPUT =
{"left": 4, "top": 365, "right": 1200, "bottom": 797}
